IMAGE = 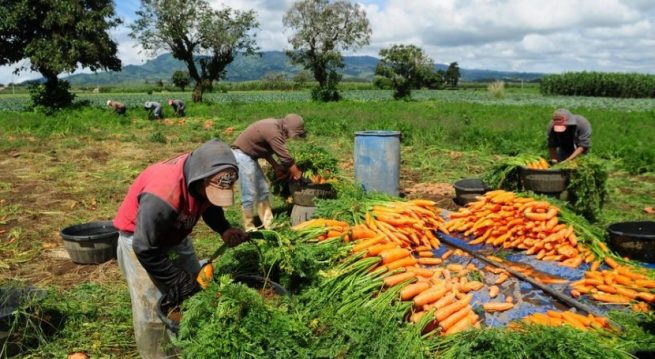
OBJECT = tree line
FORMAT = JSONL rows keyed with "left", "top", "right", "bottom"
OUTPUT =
{"left": 1, "top": 0, "right": 460, "bottom": 110}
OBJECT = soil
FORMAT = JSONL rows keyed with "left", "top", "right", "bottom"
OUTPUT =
{"left": 401, "top": 182, "right": 460, "bottom": 212}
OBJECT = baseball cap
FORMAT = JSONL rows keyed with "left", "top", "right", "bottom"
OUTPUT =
{"left": 552, "top": 109, "right": 572, "bottom": 133}
{"left": 204, "top": 169, "right": 238, "bottom": 207}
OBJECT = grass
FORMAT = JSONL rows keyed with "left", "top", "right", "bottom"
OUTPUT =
{"left": 0, "top": 89, "right": 653, "bottom": 356}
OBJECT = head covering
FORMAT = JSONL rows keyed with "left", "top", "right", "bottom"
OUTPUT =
{"left": 107, "top": 100, "right": 112, "bottom": 106}
{"left": 552, "top": 108, "right": 575, "bottom": 133}
{"left": 280, "top": 114, "right": 306, "bottom": 138}
{"left": 204, "top": 169, "right": 238, "bottom": 206}
{"left": 183, "top": 139, "right": 239, "bottom": 207}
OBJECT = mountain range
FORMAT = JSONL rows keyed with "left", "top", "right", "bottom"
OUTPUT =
{"left": 60, "top": 51, "right": 543, "bottom": 86}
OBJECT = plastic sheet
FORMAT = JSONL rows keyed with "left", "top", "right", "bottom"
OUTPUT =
{"left": 428, "top": 230, "right": 625, "bottom": 327}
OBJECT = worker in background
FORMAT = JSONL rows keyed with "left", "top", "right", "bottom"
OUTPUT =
{"left": 107, "top": 100, "right": 126, "bottom": 115}
{"left": 168, "top": 98, "right": 185, "bottom": 117}
{"left": 144, "top": 101, "right": 162, "bottom": 120}
{"left": 232, "top": 114, "right": 306, "bottom": 231}
{"left": 547, "top": 108, "right": 592, "bottom": 164}
{"left": 113, "top": 139, "right": 249, "bottom": 358}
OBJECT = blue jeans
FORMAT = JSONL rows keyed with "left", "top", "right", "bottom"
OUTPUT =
{"left": 232, "top": 149, "right": 270, "bottom": 212}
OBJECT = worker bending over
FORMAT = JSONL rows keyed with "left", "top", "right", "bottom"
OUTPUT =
{"left": 232, "top": 114, "right": 306, "bottom": 231}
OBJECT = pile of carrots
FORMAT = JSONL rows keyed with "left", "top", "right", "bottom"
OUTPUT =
{"left": 525, "top": 157, "right": 550, "bottom": 170}
{"left": 521, "top": 310, "right": 609, "bottom": 331}
{"left": 445, "top": 190, "right": 596, "bottom": 268}
{"left": 292, "top": 199, "right": 486, "bottom": 335}
{"left": 571, "top": 256, "right": 655, "bottom": 306}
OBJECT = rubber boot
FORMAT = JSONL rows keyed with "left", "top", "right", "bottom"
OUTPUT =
{"left": 242, "top": 209, "right": 257, "bottom": 232}
{"left": 256, "top": 200, "right": 274, "bottom": 229}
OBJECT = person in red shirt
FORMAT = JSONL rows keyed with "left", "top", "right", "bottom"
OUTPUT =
{"left": 113, "top": 139, "right": 248, "bottom": 358}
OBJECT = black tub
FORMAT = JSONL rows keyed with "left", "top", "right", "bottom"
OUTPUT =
{"left": 289, "top": 182, "right": 336, "bottom": 207}
{"left": 519, "top": 167, "right": 570, "bottom": 194}
{"left": 156, "top": 275, "right": 288, "bottom": 336}
{"left": 607, "top": 221, "right": 655, "bottom": 263}
{"left": 60, "top": 221, "right": 119, "bottom": 264}
{"left": 453, "top": 178, "right": 489, "bottom": 206}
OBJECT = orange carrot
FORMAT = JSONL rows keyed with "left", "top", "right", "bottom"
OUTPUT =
{"left": 439, "top": 305, "right": 472, "bottom": 331}
{"left": 418, "top": 251, "right": 434, "bottom": 258}
{"left": 488, "top": 285, "right": 499, "bottom": 298}
{"left": 418, "top": 257, "right": 443, "bottom": 265}
{"left": 604, "top": 256, "right": 620, "bottom": 269}
{"left": 383, "top": 272, "right": 416, "bottom": 287}
{"left": 414, "top": 286, "right": 448, "bottom": 307}
{"left": 435, "top": 294, "right": 473, "bottom": 322}
{"left": 387, "top": 256, "right": 418, "bottom": 270}
{"left": 352, "top": 235, "right": 385, "bottom": 252}
{"left": 483, "top": 302, "right": 514, "bottom": 312}
{"left": 366, "top": 243, "right": 397, "bottom": 257}
{"left": 400, "top": 282, "right": 431, "bottom": 301}
{"left": 444, "top": 313, "right": 476, "bottom": 335}
{"left": 495, "top": 273, "right": 509, "bottom": 285}
{"left": 591, "top": 293, "right": 631, "bottom": 304}
{"left": 380, "top": 248, "right": 411, "bottom": 264}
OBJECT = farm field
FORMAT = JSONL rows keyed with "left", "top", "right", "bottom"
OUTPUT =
{"left": 1, "top": 89, "right": 654, "bottom": 357}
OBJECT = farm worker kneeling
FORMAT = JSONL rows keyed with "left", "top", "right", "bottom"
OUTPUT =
{"left": 547, "top": 108, "right": 592, "bottom": 164}
{"left": 168, "top": 98, "right": 185, "bottom": 117}
{"left": 113, "top": 139, "right": 249, "bottom": 359}
{"left": 107, "top": 100, "right": 126, "bottom": 115}
{"left": 143, "top": 101, "right": 162, "bottom": 120}
{"left": 232, "top": 114, "right": 306, "bottom": 231}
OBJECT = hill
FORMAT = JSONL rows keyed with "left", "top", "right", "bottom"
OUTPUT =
{"left": 58, "top": 51, "right": 543, "bottom": 86}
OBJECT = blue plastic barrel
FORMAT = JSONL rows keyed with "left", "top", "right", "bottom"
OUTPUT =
{"left": 354, "top": 131, "right": 401, "bottom": 196}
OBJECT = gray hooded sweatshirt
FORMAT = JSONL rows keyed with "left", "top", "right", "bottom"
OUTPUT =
{"left": 116, "top": 139, "right": 238, "bottom": 290}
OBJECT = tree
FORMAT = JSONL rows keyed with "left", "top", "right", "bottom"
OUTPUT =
{"left": 283, "top": 0, "right": 371, "bottom": 101}
{"left": 445, "top": 62, "right": 461, "bottom": 88}
{"left": 130, "top": 0, "right": 259, "bottom": 102}
{"left": 0, "top": 0, "right": 121, "bottom": 109}
{"left": 375, "top": 44, "right": 434, "bottom": 100}
{"left": 171, "top": 70, "right": 190, "bottom": 91}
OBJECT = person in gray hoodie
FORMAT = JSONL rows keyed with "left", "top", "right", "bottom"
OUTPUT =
{"left": 144, "top": 101, "right": 162, "bottom": 120}
{"left": 547, "top": 108, "right": 592, "bottom": 163}
{"left": 113, "top": 139, "right": 249, "bottom": 358}
{"left": 232, "top": 114, "right": 306, "bottom": 231}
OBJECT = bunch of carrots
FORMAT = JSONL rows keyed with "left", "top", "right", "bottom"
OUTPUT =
{"left": 525, "top": 157, "right": 550, "bottom": 170}
{"left": 445, "top": 190, "right": 597, "bottom": 268}
{"left": 295, "top": 199, "right": 446, "bottom": 250}
{"left": 521, "top": 310, "right": 609, "bottom": 331}
{"left": 571, "top": 256, "right": 655, "bottom": 306}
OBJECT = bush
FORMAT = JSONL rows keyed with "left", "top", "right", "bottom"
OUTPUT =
{"left": 29, "top": 80, "right": 75, "bottom": 112}
{"left": 487, "top": 81, "right": 506, "bottom": 99}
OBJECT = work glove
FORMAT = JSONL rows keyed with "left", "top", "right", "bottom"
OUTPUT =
{"left": 288, "top": 164, "right": 303, "bottom": 181}
{"left": 222, "top": 227, "right": 250, "bottom": 248}
{"left": 274, "top": 167, "right": 288, "bottom": 181}
{"left": 161, "top": 270, "right": 200, "bottom": 308}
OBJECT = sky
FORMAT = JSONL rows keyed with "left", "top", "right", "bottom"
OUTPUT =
{"left": 1, "top": 0, "right": 654, "bottom": 84}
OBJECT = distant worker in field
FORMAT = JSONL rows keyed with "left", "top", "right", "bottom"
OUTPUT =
{"left": 113, "top": 139, "right": 249, "bottom": 358}
{"left": 107, "top": 100, "right": 126, "bottom": 115}
{"left": 143, "top": 101, "right": 162, "bottom": 120}
{"left": 547, "top": 108, "right": 592, "bottom": 164}
{"left": 168, "top": 98, "right": 185, "bottom": 117}
{"left": 232, "top": 114, "right": 306, "bottom": 231}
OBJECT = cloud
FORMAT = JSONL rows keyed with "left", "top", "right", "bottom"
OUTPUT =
{"left": 1, "top": 0, "right": 653, "bottom": 84}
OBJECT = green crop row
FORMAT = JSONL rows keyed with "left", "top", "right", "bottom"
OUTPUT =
{"left": 540, "top": 72, "right": 655, "bottom": 98}
{"left": 2, "top": 89, "right": 655, "bottom": 112}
